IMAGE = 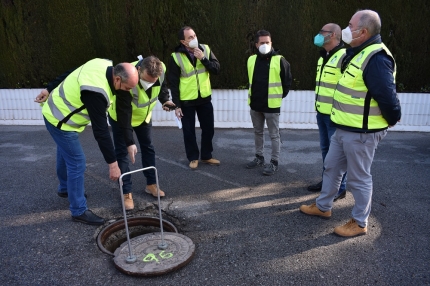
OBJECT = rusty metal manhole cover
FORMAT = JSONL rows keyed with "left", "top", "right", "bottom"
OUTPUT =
{"left": 113, "top": 232, "right": 195, "bottom": 276}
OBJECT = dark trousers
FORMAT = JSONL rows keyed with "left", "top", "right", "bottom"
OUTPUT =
{"left": 109, "top": 116, "right": 156, "bottom": 194}
{"left": 181, "top": 101, "right": 215, "bottom": 161}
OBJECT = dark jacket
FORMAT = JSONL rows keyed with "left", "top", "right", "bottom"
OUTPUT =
{"left": 249, "top": 49, "right": 292, "bottom": 113}
{"left": 335, "top": 35, "right": 401, "bottom": 132}
{"left": 167, "top": 43, "right": 220, "bottom": 108}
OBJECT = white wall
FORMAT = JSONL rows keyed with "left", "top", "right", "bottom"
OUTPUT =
{"left": 0, "top": 89, "right": 428, "bottom": 132}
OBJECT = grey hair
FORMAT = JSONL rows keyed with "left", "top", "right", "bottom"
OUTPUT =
{"left": 113, "top": 63, "right": 131, "bottom": 82}
{"left": 357, "top": 9, "right": 381, "bottom": 36}
{"left": 139, "top": 56, "right": 163, "bottom": 78}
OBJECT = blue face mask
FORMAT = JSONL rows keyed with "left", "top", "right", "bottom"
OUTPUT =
{"left": 314, "top": 33, "right": 331, "bottom": 47}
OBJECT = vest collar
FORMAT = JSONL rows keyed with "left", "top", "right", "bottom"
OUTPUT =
{"left": 320, "top": 42, "right": 345, "bottom": 59}
{"left": 106, "top": 66, "right": 116, "bottom": 94}
{"left": 346, "top": 35, "right": 382, "bottom": 57}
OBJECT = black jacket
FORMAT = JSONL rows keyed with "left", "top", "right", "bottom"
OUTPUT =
{"left": 167, "top": 43, "right": 220, "bottom": 108}
{"left": 248, "top": 49, "right": 292, "bottom": 113}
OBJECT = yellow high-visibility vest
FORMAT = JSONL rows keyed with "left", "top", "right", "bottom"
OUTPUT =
{"left": 247, "top": 55, "right": 283, "bottom": 108}
{"left": 331, "top": 43, "right": 396, "bottom": 130}
{"left": 315, "top": 48, "right": 346, "bottom": 114}
{"left": 109, "top": 61, "right": 166, "bottom": 126}
{"left": 172, "top": 44, "right": 211, "bottom": 100}
{"left": 42, "top": 58, "right": 114, "bottom": 132}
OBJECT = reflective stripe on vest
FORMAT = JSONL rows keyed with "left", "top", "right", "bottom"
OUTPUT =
{"left": 172, "top": 44, "right": 211, "bottom": 100}
{"left": 109, "top": 61, "right": 166, "bottom": 126}
{"left": 42, "top": 58, "right": 113, "bottom": 132}
{"left": 315, "top": 49, "right": 346, "bottom": 114}
{"left": 247, "top": 55, "right": 283, "bottom": 108}
{"left": 331, "top": 43, "right": 396, "bottom": 130}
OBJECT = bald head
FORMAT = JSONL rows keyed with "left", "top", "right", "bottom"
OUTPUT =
{"left": 324, "top": 23, "right": 342, "bottom": 41}
{"left": 319, "top": 23, "right": 342, "bottom": 51}
{"left": 113, "top": 63, "right": 139, "bottom": 91}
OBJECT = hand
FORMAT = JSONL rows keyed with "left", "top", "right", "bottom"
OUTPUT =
{"left": 35, "top": 89, "right": 49, "bottom": 103}
{"left": 193, "top": 49, "right": 204, "bottom": 60}
{"left": 389, "top": 120, "right": 401, "bottom": 128}
{"left": 175, "top": 107, "right": 183, "bottom": 119}
{"left": 162, "top": 101, "right": 176, "bottom": 111}
{"left": 108, "top": 162, "right": 121, "bottom": 181}
{"left": 127, "top": 144, "right": 137, "bottom": 164}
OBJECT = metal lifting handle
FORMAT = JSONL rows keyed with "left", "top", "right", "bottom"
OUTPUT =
{"left": 118, "top": 166, "right": 167, "bottom": 264}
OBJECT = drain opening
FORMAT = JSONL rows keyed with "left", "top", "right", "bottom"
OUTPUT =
{"left": 97, "top": 216, "right": 178, "bottom": 256}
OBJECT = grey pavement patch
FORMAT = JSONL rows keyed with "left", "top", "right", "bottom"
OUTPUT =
{"left": 157, "top": 156, "right": 243, "bottom": 188}
{"left": 170, "top": 200, "right": 211, "bottom": 218}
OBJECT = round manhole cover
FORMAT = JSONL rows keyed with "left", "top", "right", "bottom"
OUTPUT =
{"left": 113, "top": 232, "right": 195, "bottom": 276}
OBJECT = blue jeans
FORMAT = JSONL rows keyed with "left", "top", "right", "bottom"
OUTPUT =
{"left": 44, "top": 117, "right": 87, "bottom": 217}
{"left": 316, "top": 113, "right": 346, "bottom": 194}
{"left": 181, "top": 102, "right": 215, "bottom": 161}
{"left": 109, "top": 116, "right": 156, "bottom": 194}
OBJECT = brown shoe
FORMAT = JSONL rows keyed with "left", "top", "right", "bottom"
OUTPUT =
{"left": 189, "top": 160, "right": 198, "bottom": 170}
{"left": 334, "top": 218, "right": 367, "bottom": 237}
{"left": 123, "top": 193, "right": 134, "bottom": 211}
{"left": 145, "top": 184, "right": 165, "bottom": 198}
{"left": 201, "top": 158, "right": 220, "bottom": 165}
{"left": 299, "top": 203, "right": 331, "bottom": 219}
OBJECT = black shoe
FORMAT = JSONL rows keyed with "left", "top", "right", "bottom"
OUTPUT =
{"left": 72, "top": 210, "right": 105, "bottom": 225}
{"left": 333, "top": 190, "right": 347, "bottom": 202}
{"left": 307, "top": 181, "right": 323, "bottom": 192}
{"left": 262, "top": 160, "right": 278, "bottom": 176}
{"left": 246, "top": 155, "right": 265, "bottom": 169}
{"left": 58, "top": 192, "right": 87, "bottom": 198}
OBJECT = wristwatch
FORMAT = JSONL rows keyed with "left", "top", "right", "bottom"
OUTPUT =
{"left": 201, "top": 56, "right": 206, "bottom": 61}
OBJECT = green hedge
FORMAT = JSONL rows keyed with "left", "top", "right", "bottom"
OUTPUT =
{"left": 0, "top": 0, "right": 428, "bottom": 92}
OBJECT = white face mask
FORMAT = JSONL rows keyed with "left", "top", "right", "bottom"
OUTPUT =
{"left": 342, "top": 27, "right": 361, "bottom": 44}
{"left": 341, "top": 27, "right": 353, "bottom": 44}
{"left": 140, "top": 79, "right": 154, "bottom": 91}
{"left": 188, "top": 38, "right": 198, "bottom": 49}
{"left": 258, "top": 44, "right": 271, "bottom": 55}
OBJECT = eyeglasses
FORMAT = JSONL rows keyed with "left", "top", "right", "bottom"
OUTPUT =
{"left": 319, "top": 30, "right": 333, "bottom": 34}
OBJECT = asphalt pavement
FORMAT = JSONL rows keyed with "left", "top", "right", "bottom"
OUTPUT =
{"left": 0, "top": 125, "right": 429, "bottom": 285}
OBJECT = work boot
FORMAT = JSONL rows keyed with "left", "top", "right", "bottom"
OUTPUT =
{"left": 333, "top": 190, "right": 347, "bottom": 202}
{"left": 145, "top": 184, "right": 165, "bottom": 198}
{"left": 201, "top": 158, "right": 221, "bottom": 165}
{"left": 334, "top": 218, "right": 367, "bottom": 237}
{"left": 246, "top": 155, "right": 264, "bottom": 169}
{"left": 307, "top": 181, "right": 323, "bottom": 192}
{"left": 123, "top": 193, "right": 134, "bottom": 211}
{"left": 189, "top": 160, "right": 198, "bottom": 170}
{"left": 262, "top": 159, "right": 278, "bottom": 176}
{"left": 299, "top": 203, "right": 332, "bottom": 219}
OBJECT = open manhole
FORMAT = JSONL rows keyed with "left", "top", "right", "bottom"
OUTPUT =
{"left": 97, "top": 216, "right": 178, "bottom": 256}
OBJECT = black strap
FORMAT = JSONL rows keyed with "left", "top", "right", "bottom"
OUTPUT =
{"left": 56, "top": 105, "right": 86, "bottom": 129}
